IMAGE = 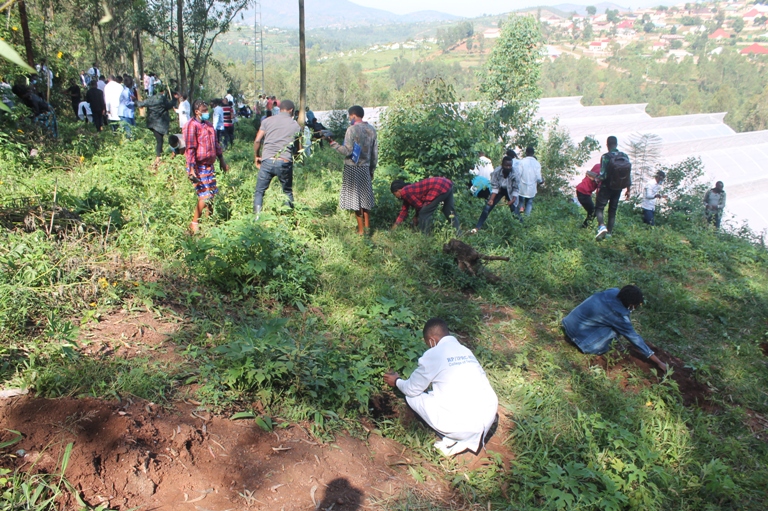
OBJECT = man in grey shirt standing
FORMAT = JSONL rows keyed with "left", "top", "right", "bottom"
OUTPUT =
{"left": 253, "top": 99, "right": 301, "bottom": 218}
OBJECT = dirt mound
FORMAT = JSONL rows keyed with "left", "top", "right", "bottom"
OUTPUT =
{"left": 0, "top": 396, "right": 454, "bottom": 510}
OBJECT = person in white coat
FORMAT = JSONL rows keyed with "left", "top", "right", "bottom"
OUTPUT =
{"left": 103, "top": 76, "right": 124, "bottom": 131}
{"left": 517, "top": 146, "right": 544, "bottom": 216}
{"left": 384, "top": 318, "right": 498, "bottom": 457}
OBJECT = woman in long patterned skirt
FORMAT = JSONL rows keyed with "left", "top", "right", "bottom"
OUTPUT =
{"left": 329, "top": 105, "right": 378, "bottom": 235}
{"left": 183, "top": 100, "right": 229, "bottom": 234}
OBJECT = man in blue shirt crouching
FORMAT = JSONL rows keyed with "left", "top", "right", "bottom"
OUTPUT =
{"left": 562, "top": 285, "right": 668, "bottom": 372}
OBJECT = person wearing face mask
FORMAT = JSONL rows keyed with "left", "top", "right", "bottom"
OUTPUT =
{"left": 469, "top": 155, "right": 520, "bottom": 234}
{"left": 183, "top": 99, "right": 229, "bottom": 234}
{"left": 383, "top": 318, "right": 499, "bottom": 457}
{"left": 327, "top": 105, "right": 378, "bottom": 235}
{"left": 561, "top": 285, "right": 668, "bottom": 372}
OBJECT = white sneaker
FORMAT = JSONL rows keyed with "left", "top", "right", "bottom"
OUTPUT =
{"left": 595, "top": 225, "right": 608, "bottom": 240}
{"left": 434, "top": 438, "right": 464, "bottom": 456}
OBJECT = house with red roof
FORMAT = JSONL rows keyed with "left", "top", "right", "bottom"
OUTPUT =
{"left": 743, "top": 9, "right": 759, "bottom": 23}
{"left": 588, "top": 40, "right": 609, "bottom": 52}
{"left": 740, "top": 43, "right": 768, "bottom": 55}
{"left": 708, "top": 28, "right": 731, "bottom": 40}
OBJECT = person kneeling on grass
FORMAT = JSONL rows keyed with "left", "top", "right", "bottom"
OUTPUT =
{"left": 384, "top": 318, "right": 498, "bottom": 457}
{"left": 168, "top": 134, "right": 186, "bottom": 158}
{"left": 561, "top": 285, "right": 667, "bottom": 372}
{"left": 390, "top": 177, "right": 460, "bottom": 234}
{"left": 183, "top": 99, "right": 228, "bottom": 234}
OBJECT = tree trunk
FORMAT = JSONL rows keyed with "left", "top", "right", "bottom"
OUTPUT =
{"left": 132, "top": 30, "right": 145, "bottom": 116}
{"left": 18, "top": 0, "right": 34, "bottom": 66}
{"left": 298, "top": 0, "right": 306, "bottom": 127}
{"left": 177, "top": 0, "right": 187, "bottom": 94}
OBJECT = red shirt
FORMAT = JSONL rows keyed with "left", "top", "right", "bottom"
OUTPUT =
{"left": 576, "top": 164, "right": 601, "bottom": 195}
{"left": 183, "top": 117, "right": 222, "bottom": 167}
{"left": 222, "top": 105, "right": 234, "bottom": 127}
{"left": 576, "top": 174, "right": 599, "bottom": 195}
{"left": 395, "top": 177, "right": 453, "bottom": 225}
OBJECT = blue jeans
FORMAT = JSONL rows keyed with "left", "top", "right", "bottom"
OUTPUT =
{"left": 120, "top": 116, "right": 135, "bottom": 138}
{"left": 519, "top": 196, "right": 534, "bottom": 216}
{"left": 642, "top": 208, "right": 654, "bottom": 226}
{"left": 254, "top": 159, "right": 294, "bottom": 212}
{"left": 475, "top": 188, "right": 519, "bottom": 229}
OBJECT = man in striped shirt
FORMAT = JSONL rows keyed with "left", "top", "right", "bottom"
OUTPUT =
{"left": 221, "top": 97, "right": 235, "bottom": 148}
{"left": 390, "top": 177, "right": 460, "bottom": 234}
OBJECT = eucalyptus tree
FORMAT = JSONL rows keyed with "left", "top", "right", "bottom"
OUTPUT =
{"left": 146, "top": 0, "right": 251, "bottom": 97}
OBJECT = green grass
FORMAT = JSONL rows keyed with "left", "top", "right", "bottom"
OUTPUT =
{"left": 1, "top": 116, "right": 767, "bottom": 510}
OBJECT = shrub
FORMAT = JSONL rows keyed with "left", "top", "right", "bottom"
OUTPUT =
{"left": 183, "top": 218, "right": 317, "bottom": 304}
{"left": 378, "top": 78, "right": 481, "bottom": 182}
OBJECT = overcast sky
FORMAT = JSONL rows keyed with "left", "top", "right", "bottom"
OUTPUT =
{"left": 350, "top": 0, "right": 601, "bottom": 17}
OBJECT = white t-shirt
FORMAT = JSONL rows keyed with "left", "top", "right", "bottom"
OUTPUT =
{"left": 396, "top": 336, "right": 498, "bottom": 453}
{"left": 96, "top": 79, "right": 106, "bottom": 91}
{"left": 177, "top": 99, "right": 191, "bottom": 129}
{"left": 470, "top": 156, "right": 494, "bottom": 180}
{"left": 642, "top": 182, "right": 663, "bottom": 211}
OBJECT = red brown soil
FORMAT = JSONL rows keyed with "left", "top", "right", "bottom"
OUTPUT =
{"left": 78, "top": 310, "right": 184, "bottom": 364}
{"left": 597, "top": 342, "right": 717, "bottom": 410}
{"left": 760, "top": 342, "right": 768, "bottom": 357}
{"left": 0, "top": 396, "right": 457, "bottom": 510}
{"left": 745, "top": 409, "right": 768, "bottom": 443}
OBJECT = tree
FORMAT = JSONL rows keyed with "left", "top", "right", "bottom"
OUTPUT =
{"left": 732, "top": 18, "right": 745, "bottom": 34}
{"left": 298, "top": 0, "right": 306, "bottom": 126}
{"left": 537, "top": 121, "right": 599, "bottom": 194}
{"left": 378, "top": 78, "right": 482, "bottom": 182}
{"left": 146, "top": 0, "right": 251, "bottom": 99}
{"left": 586, "top": 6, "right": 596, "bottom": 16}
{"left": 644, "top": 22, "right": 655, "bottom": 33}
{"left": 627, "top": 133, "right": 662, "bottom": 197}
{"left": 479, "top": 15, "right": 543, "bottom": 147}
{"left": 606, "top": 9, "right": 620, "bottom": 23}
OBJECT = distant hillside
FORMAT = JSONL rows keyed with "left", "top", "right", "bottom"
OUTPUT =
{"left": 242, "top": 0, "right": 459, "bottom": 29}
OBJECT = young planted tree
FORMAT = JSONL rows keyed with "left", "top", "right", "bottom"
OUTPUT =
{"left": 627, "top": 133, "right": 662, "bottom": 197}
{"left": 479, "top": 15, "right": 543, "bottom": 148}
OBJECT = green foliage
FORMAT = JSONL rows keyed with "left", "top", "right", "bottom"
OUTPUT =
{"left": 536, "top": 120, "right": 600, "bottom": 194}
{"left": 183, "top": 218, "right": 318, "bottom": 304}
{"left": 378, "top": 78, "right": 481, "bottom": 182}
{"left": 480, "top": 15, "right": 544, "bottom": 147}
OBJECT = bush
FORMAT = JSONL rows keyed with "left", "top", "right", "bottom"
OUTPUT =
{"left": 378, "top": 78, "right": 482, "bottom": 182}
{"left": 183, "top": 218, "right": 317, "bottom": 304}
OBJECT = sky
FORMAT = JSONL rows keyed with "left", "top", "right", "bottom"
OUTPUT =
{"left": 350, "top": 0, "right": 609, "bottom": 17}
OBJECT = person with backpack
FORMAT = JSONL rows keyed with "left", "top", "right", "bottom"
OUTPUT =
{"left": 595, "top": 136, "right": 632, "bottom": 240}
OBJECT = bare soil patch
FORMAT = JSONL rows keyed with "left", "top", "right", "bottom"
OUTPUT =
{"left": 0, "top": 396, "right": 456, "bottom": 510}
{"left": 78, "top": 309, "right": 184, "bottom": 364}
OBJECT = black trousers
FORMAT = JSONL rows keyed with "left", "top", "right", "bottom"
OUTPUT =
{"left": 577, "top": 192, "right": 595, "bottom": 226}
{"left": 151, "top": 129, "right": 164, "bottom": 157}
{"left": 595, "top": 187, "right": 623, "bottom": 233}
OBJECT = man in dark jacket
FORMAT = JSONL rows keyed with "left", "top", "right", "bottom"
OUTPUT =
{"left": 84, "top": 80, "right": 105, "bottom": 131}
{"left": 137, "top": 89, "right": 177, "bottom": 168}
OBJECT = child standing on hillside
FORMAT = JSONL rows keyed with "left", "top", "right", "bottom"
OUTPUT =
{"left": 575, "top": 164, "right": 600, "bottom": 228}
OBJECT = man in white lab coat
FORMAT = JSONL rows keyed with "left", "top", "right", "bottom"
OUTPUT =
{"left": 384, "top": 318, "right": 498, "bottom": 457}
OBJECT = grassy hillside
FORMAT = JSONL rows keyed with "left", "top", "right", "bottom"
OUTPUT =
{"left": 1, "top": 118, "right": 767, "bottom": 509}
